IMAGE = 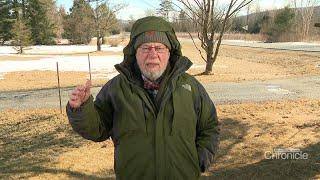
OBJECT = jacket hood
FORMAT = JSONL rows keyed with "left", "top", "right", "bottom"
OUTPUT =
{"left": 115, "top": 16, "right": 190, "bottom": 83}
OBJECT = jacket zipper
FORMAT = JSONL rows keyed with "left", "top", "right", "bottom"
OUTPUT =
{"left": 128, "top": 82, "right": 158, "bottom": 179}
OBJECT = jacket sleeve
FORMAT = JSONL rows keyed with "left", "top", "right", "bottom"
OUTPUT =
{"left": 66, "top": 84, "right": 114, "bottom": 142}
{"left": 195, "top": 82, "right": 220, "bottom": 172}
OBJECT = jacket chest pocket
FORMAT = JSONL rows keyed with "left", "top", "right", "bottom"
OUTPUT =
{"left": 171, "top": 85, "right": 197, "bottom": 140}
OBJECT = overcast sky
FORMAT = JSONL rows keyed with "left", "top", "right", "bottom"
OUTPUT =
{"left": 56, "top": 0, "right": 290, "bottom": 20}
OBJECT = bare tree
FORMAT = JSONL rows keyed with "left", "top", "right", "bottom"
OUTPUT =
{"left": 88, "top": 0, "right": 125, "bottom": 51}
{"left": 175, "top": 0, "right": 254, "bottom": 74}
{"left": 293, "top": 0, "right": 320, "bottom": 40}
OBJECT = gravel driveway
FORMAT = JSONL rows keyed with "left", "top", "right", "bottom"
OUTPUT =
{"left": 1, "top": 76, "right": 319, "bottom": 111}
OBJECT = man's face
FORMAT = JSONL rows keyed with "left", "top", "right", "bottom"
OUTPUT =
{"left": 136, "top": 42, "right": 170, "bottom": 81}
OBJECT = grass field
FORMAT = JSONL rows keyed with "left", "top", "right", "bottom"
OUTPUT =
{"left": 0, "top": 100, "right": 319, "bottom": 179}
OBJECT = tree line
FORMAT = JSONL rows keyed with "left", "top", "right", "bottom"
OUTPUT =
{"left": 231, "top": 4, "right": 320, "bottom": 42}
{"left": 1, "top": 0, "right": 318, "bottom": 75}
{"left": 0, "top": 0, "right": 119, "bottom": 53}
{"left": 155, "top": 0, "right": 320, "bottom": 42}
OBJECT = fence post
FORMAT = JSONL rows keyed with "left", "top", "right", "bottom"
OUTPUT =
{"left": 56, "top": 62, "right": 62, "bottom": 114}
{"left": 88, "top": 53, "right": 92, "bottom": 81}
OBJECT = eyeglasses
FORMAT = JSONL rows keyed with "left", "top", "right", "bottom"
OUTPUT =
{"left": 139, "top": 46, "right": 168, "bottom": 53}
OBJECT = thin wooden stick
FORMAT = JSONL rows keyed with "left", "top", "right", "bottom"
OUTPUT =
{"left": 88, "top": 53, "right": 92, "bottom": 81}
{"left": 56, "top": 62, "right": 62, "bottom": 114}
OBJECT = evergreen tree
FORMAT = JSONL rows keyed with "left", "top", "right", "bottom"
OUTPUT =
{"left": 64, "top": 0, "right": 94, "bottom": 44}
{"left": 27, "top": 0, "right": 56, "bottom": 44}
{"left": 12, "top": 14, "right": 32, "bottom": 53}
{"left": 43, "top": 0, "right": 61, "bottom": 40}
{"left": 158, "top": 0, "right": 173, "bottom": 21}
{"left": 273, "top": 7, "right": 295, "bottom": 32}
{"left": 56, "top": 6, "right": 66, "bottom": 39}
{"left": 0, "top": 0, "right": 14, "bottom": 44}
{"left": 268, "top": 7, "right": 295, "bottom": 41}
{"left": 178, "top": 10, "right": 188, "bottom": 32}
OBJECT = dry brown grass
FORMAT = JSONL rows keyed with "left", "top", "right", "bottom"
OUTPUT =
{"left": 182, "top": 40, "right": 320, "bottom": 83}
{"left": 0, "top": 99, "right": 319, "bottom": 179}
{"left": 0, "top": 109, "right": 115, "bottom": 179}
{"left": 208, "top": 99, "right": 320, "bottom": 179}
{"left": 106, "top": 38, "right": 122, "bottom": 47}
{"left": 0, "top": 55, "right": 52, "bottom": 61}
{"left": 0, "top": 71, "right": 109, "bottom": 92}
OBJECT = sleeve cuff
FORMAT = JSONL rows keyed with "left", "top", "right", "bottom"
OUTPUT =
{"left": 66, "top": 95, "right": 94, "bottom": 113}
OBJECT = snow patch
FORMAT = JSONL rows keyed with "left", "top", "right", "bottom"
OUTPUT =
{"left": 0, "top": 46, "right": 17, "bottom": 54}
{"left": 0, "top": 55, "right": 123, "bottom": 76}
{"left": 289, "top": 42, "right": 320, "bottom": 46}
{"left": 224, "top": 40, "right": 261, "bottom": 43}
{"left": 0, "top": 45, "right": 124, "bottom": 54}
{"left": 91, "top": 70, "right": 119, "bottom": 80}
{"left": 266, "top": 85, "right": 293, "bottom": 95}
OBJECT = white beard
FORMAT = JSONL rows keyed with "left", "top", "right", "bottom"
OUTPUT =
{"left": 139, "top": 63, "right": 168, "bottom": 81}
{"left": 140, "top": 67, "right": 166, "bottom": 81}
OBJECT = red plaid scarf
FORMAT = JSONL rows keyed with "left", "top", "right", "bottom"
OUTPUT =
{"left": 142, "top": 75, "right": 160, "bottom": 90}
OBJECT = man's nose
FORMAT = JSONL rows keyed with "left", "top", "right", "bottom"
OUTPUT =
{"left": 149, "top": 47, "right": 157, "bottom": 53}
{"left": 148, "top": 47, "right": 158, "bottom": 55}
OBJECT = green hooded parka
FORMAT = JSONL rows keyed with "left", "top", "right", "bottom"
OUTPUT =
{"left": 66, "top": 16, "right": 220, "bottom": 180}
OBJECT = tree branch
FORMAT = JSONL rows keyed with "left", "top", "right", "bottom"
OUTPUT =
{"left": 187, "top": 31, "right": 207, "bottom": 63}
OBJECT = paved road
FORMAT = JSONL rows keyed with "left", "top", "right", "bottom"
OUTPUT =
{"left": 222, "top": 40, "right": 320, "bottom": 52}
{"left": 206, "top": 76, "right": 320, "bottom": 104}
{"left": 1, "top": 76, "right": 319, "bottom": 111}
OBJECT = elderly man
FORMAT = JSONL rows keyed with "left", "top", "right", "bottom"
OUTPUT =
{"left": 66, "top": 16, "right": 219, "bottom": 180}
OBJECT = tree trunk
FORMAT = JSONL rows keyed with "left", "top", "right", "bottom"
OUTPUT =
{"left": 97, "top": 36, "right": 101, "bottom": 51}
{"left": 102, "top": 36, "right": 106, "bottom": 44}
{"left": 213, "top": 37, "right": 223, "bottom": 65}
{"left": 204, "top": 57, "right": 214, "bottom": 74}
{"left": 19, "top": 46, "right": 23, "bottom": 54}
{"left": 204, "top": 41, "right": 214, "bottom": 74}
{"left": 212, "top": 27, "right": 226, "bottom": 68}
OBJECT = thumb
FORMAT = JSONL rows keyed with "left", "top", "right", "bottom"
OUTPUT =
{"left": 84, "top": 80, "right": 92, "bottom": 100}
{"left": 80, "top": 80, "right": 91, "bottom": 103}
{"left": 85, "top": 80, "right": 92, "bottom": 91}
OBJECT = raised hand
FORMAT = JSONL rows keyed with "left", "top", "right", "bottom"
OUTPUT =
{"left": 68, "top": 80, "right": 92, "bottom": 108}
